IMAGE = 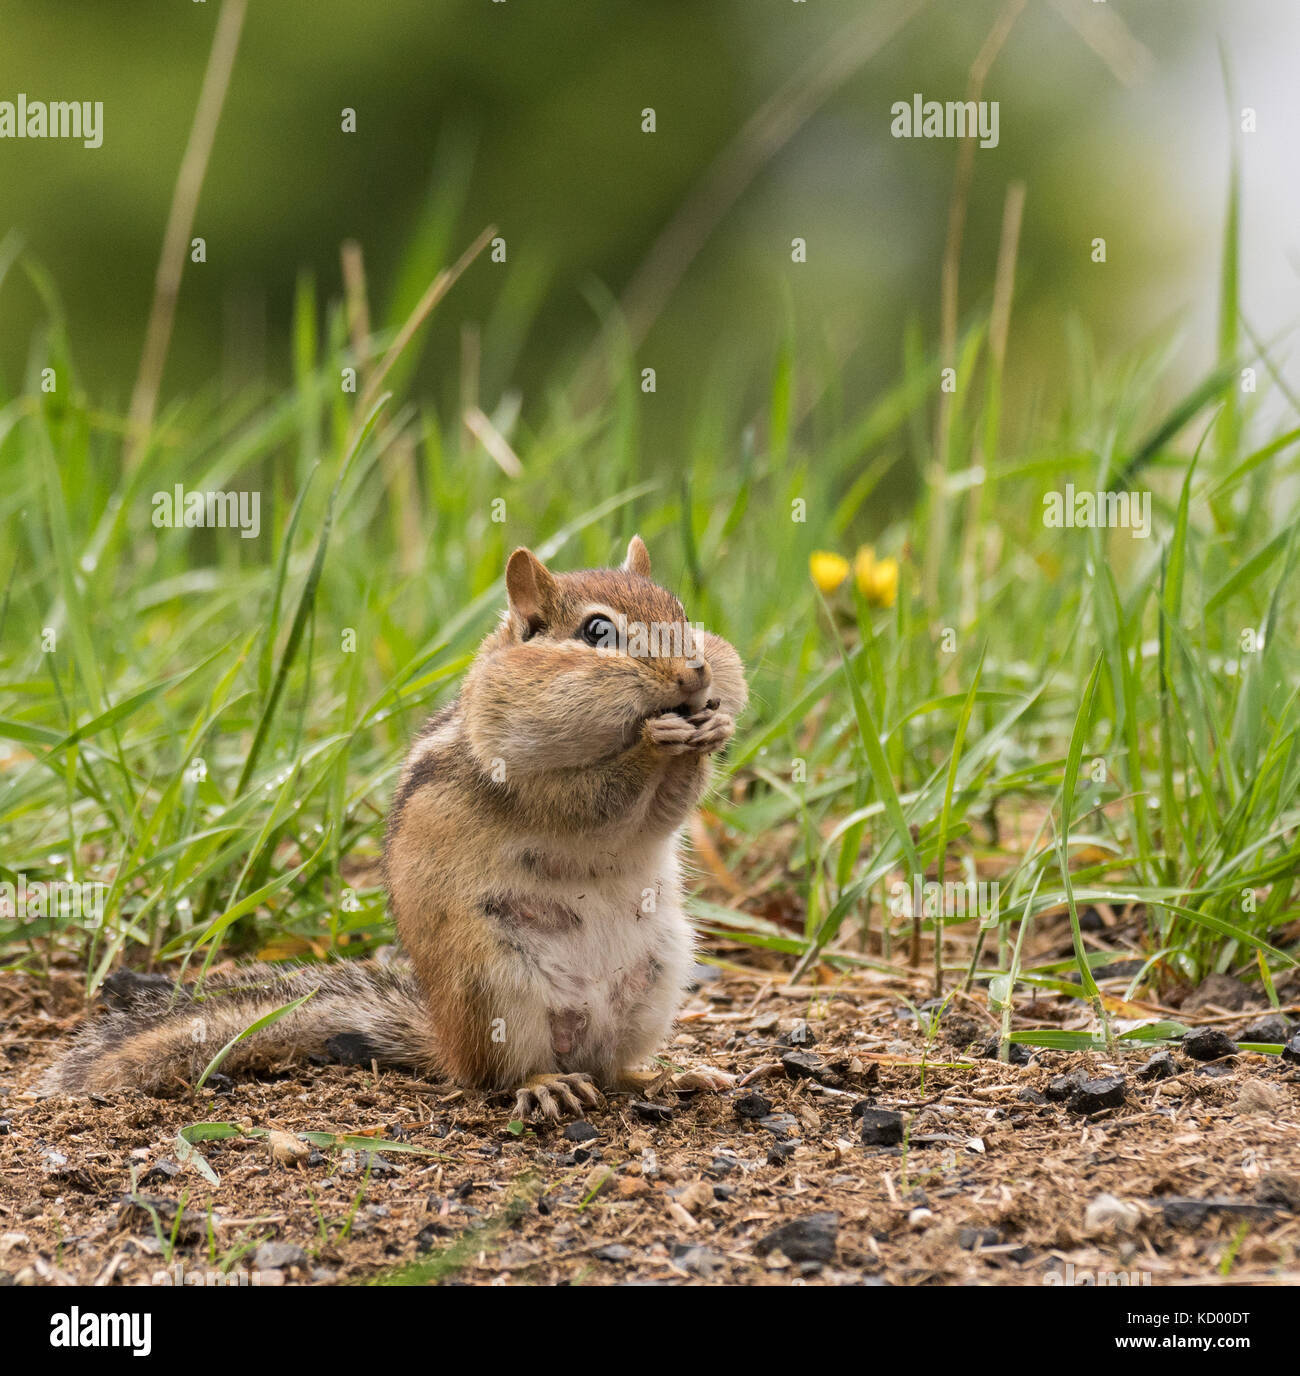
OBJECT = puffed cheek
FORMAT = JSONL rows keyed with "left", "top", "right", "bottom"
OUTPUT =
{"left": 700, "top": 633, "right": 748, "bottom": 717}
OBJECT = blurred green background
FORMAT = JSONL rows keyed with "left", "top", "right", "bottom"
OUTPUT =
{"left": 4, "top": 0, "right": 1300, "bottom": 997}
{"left": 8, "top": 0, "right": 1292, "bottom": 472}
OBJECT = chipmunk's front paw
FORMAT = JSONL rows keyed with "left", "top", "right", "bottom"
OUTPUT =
{"left": 644, "top": 709, "right": 734, "bottom": 756}
{"left": 512, "top": 1072, "right": 603, "bottom": 1122}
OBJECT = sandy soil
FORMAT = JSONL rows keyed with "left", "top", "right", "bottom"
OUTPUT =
{"left": 2, "top": 952, "right": 1299, "bottom": 1288}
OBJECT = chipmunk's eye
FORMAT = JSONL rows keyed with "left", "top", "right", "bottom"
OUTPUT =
{"left": 579, "top": 614, "right": 616, "bottom": 648}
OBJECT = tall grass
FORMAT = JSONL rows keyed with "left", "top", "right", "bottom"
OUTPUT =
{"left": 2, "top": 154, "right": 1298, "bottom": 1056}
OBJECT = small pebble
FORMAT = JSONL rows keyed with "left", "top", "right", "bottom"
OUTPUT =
{"left": 1256, "top": 1171, "right": 1300, "bottom": 1212}
{"left": 1138, "top": 1050, "right": 1176, "bottom": 1081}
{"left": 267, "top": 1130, "right": 310, "bottom": 1167}
{"left": 859, "top": 1108, "right": 904, "bottom": 1147}
{"left": 1045, "top": 1070, "right": 1084, "bottom": 1101}
{"left": 756, "top": 1212, "right": 838, "bottom": 1264}
{"left": 1238, "top": 1014, "right": 1291, "bottom": 1044}
{"left": 1235, "top": 1079, "right": 1283, "bottom": 1114}
{"left": 1083, "top": 1193, "right": 1141, "bottom": 1235}
{"left": 1182, "top": 1027, "right": 1238, "bottom": 1061}
{"left": 631, "top": 1100, "right": 673, "bottom": 1124}
{"left": 1067, "top": 1075, "right": 1126, "bottom": 1114}
{"left": 562, "top": 1121, "right": 599, "bottom": 1143}
{"left": 139, "top": 1159, "right": 181, "bottom": 1186}
{"left": 253, "top": 1241, "right": 308, "bottom": 1271}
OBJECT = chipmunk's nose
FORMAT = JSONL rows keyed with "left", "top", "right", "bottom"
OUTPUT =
{"left": 675, "top": 661, "right": 712, "bottom": 712}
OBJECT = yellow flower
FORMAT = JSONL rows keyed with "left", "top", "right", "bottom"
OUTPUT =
{"left": 809, "top": 550, "right": 850, "bottom": 594}
{"left": 854, "top": 546, "right": 899, "bottom": 608}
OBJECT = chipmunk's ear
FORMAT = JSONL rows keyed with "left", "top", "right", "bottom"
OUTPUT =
{"left": 505, "top": 547, "right": 559, "bottom": 636}
{"left": 622, "top": 534, "right": 652, "bottom": 578}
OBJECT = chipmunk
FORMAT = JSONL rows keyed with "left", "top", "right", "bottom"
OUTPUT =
{"left": 46, "top": 536, "right": 747, "bottom": 1120}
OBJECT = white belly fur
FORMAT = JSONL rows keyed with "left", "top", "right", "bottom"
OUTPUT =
{"left": 491, "top": 836, "right": 694, "bottom": 1085}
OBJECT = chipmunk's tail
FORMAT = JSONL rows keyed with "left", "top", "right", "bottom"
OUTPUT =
{"left": 42, "top": 961, "right": 442, "bottom": 1096}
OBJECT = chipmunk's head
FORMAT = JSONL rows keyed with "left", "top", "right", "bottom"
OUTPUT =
{"left": 462, "top": 536, "right": 746, "bottom": 773}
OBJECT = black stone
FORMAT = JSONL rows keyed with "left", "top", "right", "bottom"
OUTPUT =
{"left": 981, "top": 1039, "right": 1031, "bottom": 1064}
{"left": 859, "top": 1108, "right": 904, "bottom": 1147}
{"left": 780, "top": 1049, "right": 840, "bottom": 1085}
{"left": 1281, "top": 1034, "right": 1300, "bottom": 1064}
{"left": 1182, "top": 1028, "right": 1238, "bottom": 1061}
{"left": 1138, "top": 1050, "right": 1176, "bottom": 1081}
{"left": 778, "top": 1021, "right": 818, "bottom": 1048}
{"left": 1046, "top": 1070, "right": 1085, "bottom": 1101}
{"left": 1238, "top": 1014, "right": 1291, "bottom": 1044}
{"left": 1158, "top": 1196, "right": 1279, "bottom": 1229}
{"left": 631, "top": 1100, "right": 673, "bottom": 1123}
{"left": 357, "top": 1152, "right": 400, "bottom": 1175}
{"left": 733, "top": 1092, "right": 772, "bottom": 1120}
{"left": 1066, "top": 1075, "right": 1126, "bottom": 1114}
{"left": 758, "top": 1113, "right": 800, "bottom": 1138}
{"left": 139, "top": 1159, "right": 181, "bottom": 1186}
{"left": 562, "top": 1121, "right": 599, "bottom": 1143}
{"left": 756, "top": 1212, "right": 839, "bottom": 1265}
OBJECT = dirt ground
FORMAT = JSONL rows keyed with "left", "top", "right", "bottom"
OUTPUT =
{"left": 2, "top": 945, "right": 1299, "bottom": 1288}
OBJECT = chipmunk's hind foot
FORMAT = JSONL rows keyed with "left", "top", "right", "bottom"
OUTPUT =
{"left": 512, "top": 1072, "right": 603, "bottom": 1121}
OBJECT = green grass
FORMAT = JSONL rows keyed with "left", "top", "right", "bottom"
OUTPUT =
{"left": 2, "top": 164, "right": 1299, "bottom": 1054}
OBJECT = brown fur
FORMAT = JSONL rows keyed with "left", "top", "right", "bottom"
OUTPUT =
{"left": 45, "top": 537, "right": 747, "bottom": 1108}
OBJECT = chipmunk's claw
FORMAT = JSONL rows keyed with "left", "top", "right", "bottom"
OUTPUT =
{"left": 512, "top": 1072, "right": 603, "bottom": 1122}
